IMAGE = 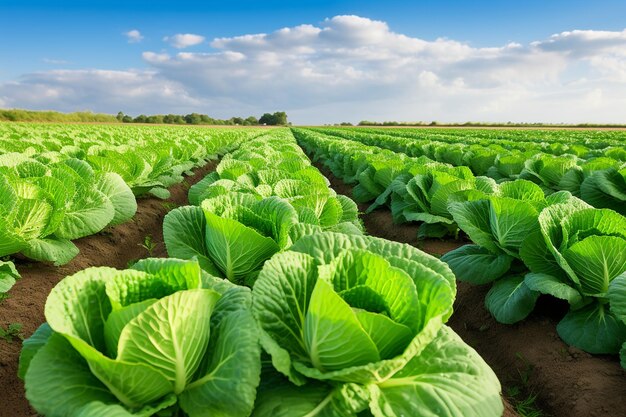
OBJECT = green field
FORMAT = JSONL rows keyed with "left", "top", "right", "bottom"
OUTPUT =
{"left": 1, "top": 122, "right": 625, "bottom": 417}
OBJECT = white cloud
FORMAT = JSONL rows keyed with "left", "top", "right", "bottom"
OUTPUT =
{"left": 164, "top": 33, "right": 206, "bottom": 49}
{"left": 3, "top": 16, "right": 626, "bottom": 123}
{"left": 124, "top": 29, "right": 144, "bottom": 43}
{"left": 0, "top": 69, "right": 201, "bottom": 114}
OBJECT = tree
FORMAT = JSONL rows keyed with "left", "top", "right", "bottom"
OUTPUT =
{"left": 200, "top": 114, "right": 214, "bottom": 124}
{"left": 244, "top": 116, "right": 258, "bottom": 125}
{"left": 116, "top": 111, "right": 125, "bottom": 122}
{"left": 146, "top": 115, "right": 164, "bottom": 124}
{"left": 259, "top": 112, "right": 288, "bottom": 125}
{"left": 184, "top": 113, "right": 203, "bottom": 124}
{"left": 259, "top": 113, "right": 273, "bottom": 125}
{"left": 122, "top": 115, "right": 133, "bottom": 123}
{"left": 272, "top": 111, "right": 288, "bottom": 125}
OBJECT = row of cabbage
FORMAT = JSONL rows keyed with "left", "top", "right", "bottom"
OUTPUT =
{"left": 294, "top": 128, "right": 626, "bottom": 369}
{"left": 19, "top": 129, "right": 504, "bottom": 417}
{"left": 362, "top": 126, "right": 626, "bottom": 151}
{"left": 0, "top": 123, "right": 255, "bottom": 199}
{"left": 0, "top": 124, "right": 258, "bottom": 298}
{"left": 304, "top": 127, "right": 626, "bottom": 214}
{"left": 318, "top": 126, "right": 626, "bottom": 158}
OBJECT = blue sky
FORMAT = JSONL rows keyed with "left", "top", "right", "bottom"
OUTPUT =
{"left": 1, "top": 1, "right": 626, "bottom": 123}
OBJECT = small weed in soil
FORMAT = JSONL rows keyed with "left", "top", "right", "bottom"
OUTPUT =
{"left": 506, "top": 353, "right": 547, "bottom": 417}
{"left": 507, "top": 386, "right": 545, "bottom": 417}
{"left": 139, "top": 235, "right": 158, "bottom": 257}
{"left": 0, "top": 323, "right": 24, "bottom": 342}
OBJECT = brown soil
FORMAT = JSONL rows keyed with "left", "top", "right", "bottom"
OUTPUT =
{"left": 0, "top": 161, "right": 217, "bottom": 417}
{"left": 318, "top": 163, "right": 626, "bottom": 417}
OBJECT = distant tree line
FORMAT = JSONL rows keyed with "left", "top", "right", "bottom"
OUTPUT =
{"left": 117, "top": 111, "right": 288, "bottom": 126}
{"left": 0, "top": 109, "right": 117, "bottom": 123}
{"left": 0, "top": 108, "right": 289, "bottom": 125}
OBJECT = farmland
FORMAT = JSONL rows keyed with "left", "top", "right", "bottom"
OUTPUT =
{"left": 1, "top": 122, "right": 625, "bottom": 417}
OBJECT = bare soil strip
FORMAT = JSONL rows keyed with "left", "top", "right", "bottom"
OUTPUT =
{"left": 317, "top": 163, "right": 626, "bottom": 417}
{"left": 0, "top": 161, "right": 217, "bottom": 417}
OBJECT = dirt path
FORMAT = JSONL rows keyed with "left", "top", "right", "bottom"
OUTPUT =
{"left": 0, "top": 161, "right": 217, "bottom": 417}
{"left": 317, "top": 163, "right": 626, "bottom": 417}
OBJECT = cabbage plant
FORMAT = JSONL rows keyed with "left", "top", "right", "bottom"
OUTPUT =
{"left": 252, "top": 232, "right": 503, "bottom": 417}
{"left": 164, "top": 193, "right": 299, "bottom": 284}
{"left": 0, "top": 158, "right": 136, "bottom": 264}
{"left": 519, "top": 153, "right": 580, "bottom": 193}
{"left": 520, "top": 205, "right": 626, "bottom": 354}
{"left": 367, "top": 165, "right": 498, "bottom": 238}
{"left": 19, "top": 258, "right": 261, "bottom": 417}
{"left": 442, "top": 180, "right": 586, "bottom": 324}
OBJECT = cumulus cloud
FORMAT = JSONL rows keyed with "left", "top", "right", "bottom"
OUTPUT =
{"left": 164, "top": 33, "right": 206, "bottom": 49}
{"left": 3, "top": 16, "right": 626, "bottom": 123}
{"left": 124, "top": 29, "right": 144, "bottom": 43}
{"left": 0, "top": 70, "right": 202, "bottom": 114}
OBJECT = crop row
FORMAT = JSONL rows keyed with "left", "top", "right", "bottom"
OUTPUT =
{"left": 0, "top": 124, "right": 261, "bottom": 298}
{"left": 294, "top": 128, "right": 626, "bottom": 368}
{"left": 303, "top": 127, "right": 626, "bottom": 215}
{"left": 296, "top": 128, "right": 626, "bottom": 214}
{"left": 19, "top": 128, "right": 504, "bottom": 417}
{"left": 317, "top": 126, "right": 626, "bottom": 157}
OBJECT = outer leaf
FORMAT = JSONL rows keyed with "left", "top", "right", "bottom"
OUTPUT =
{"left": 74, "top": 397, "right": 178, "bottom": 417}
{"left": 524, "top": 273, "right": 582, "bottom": 306}
{"left": 485, "top": 275, "right": 540, "bottom": 324}
{"left": 97, "top": 172, "right": 138, "bottom": 226}
{"left": 130, "top": 257, "right": 203, "bottom": 290}
{"left": 22, "top": 236, "right": 79, "bottom": 266}
{"left": 253, "top": 251, "right": 319, "bottom": 381}
{"left": 608, "top": 273, "right": 626, "bottom": 321}
{"left": 519, "top": 230, "right": 564, "bottom": 278}
{"left": 448, "top": 199, "right": 501, "bottom": 253}
{"left": 441, "top": 244, "right": 513, "bottom": 285}
{"left": 252, "top": 372, "right": 369, "bottom": 417}
{"left": 24, "top": 333, "right": 120, "bottom": 417}
{"left": 55, "top": 187, "right": 115, "bottom": 239}
{"left": 374, "top": 326, "right": 503, "bottom": 417}
{"left": 179, "top": 309, "right": 261, "bottom": 417}
{"left": 45, "top": 267, "right": 172, "bottom": 407}
{"left": 18, "top": 323, "right": 52, "bottom": 380}
{"left": 557, "top": 303, "right": 626, "bottom": 354}
{"left": 163, "top": 206, "right": 221, "bottom": 276}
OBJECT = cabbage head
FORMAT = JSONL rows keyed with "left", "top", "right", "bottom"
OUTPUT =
{"left": 19, "top": 258, "right": 261, "bottom": 417}
{"left": 252, "top": 232, "right": 503, "bottom": 417}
